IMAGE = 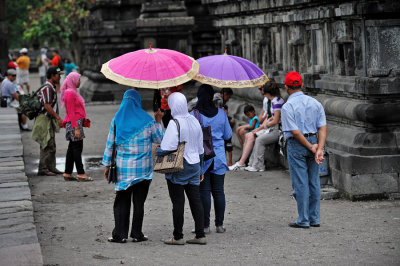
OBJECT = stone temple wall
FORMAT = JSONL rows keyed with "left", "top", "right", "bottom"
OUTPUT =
{"left": 202, "top": 0, "right": 400, "bottom": 199}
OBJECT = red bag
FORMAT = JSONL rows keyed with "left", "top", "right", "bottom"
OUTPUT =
{"left": 83, "top": 118, "right": 91, "bottom": 128}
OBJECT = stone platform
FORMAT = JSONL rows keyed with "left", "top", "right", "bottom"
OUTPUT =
{"left": 0, "top": 108, "right": 43, "bottom": 265}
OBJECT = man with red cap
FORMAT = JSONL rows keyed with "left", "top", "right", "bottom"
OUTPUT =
{"left": 281, "top": 71, "right": 327, "bottom": 229}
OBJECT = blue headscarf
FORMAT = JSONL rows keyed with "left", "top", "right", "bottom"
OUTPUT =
{"left": 114, "top": 89, "right": 154, "bottom": 144}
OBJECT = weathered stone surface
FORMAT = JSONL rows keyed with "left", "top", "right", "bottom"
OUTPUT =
{"left": 0, "top": 187, "right": 32, "bottom": 202}
{"left": 0, "top": 201, "right": 33, "bottom": 213}
{"left": 0, "top": 182, "right": 28, "bottom": 188}
{"left": 0, "top": 229, "right": 39, "bottom": 248}
{"left": 0, "top": 243, "right": 43, "bottom": 266}
{"left": 0, "top": 173, "right": 28, "bottom": 183}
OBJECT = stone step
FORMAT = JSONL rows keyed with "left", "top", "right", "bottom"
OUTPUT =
{"left": 0, "top": 173, "right": 28, "bottom": 183}
{"left": 0, "top": 228, "right": 39, "bottom": 248}
{"left": 0, "top": 187, "right": 32, "bottom": 202}
{"left": 0, "top": 201, "right": 33, "bottom": 213}
{"left": 0, "top": 182, "right": 29, "bottom": 189}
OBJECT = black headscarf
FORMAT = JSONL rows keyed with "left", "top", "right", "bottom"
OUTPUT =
{"left": 195, "top": 84, "right": 218, "bottom": 118}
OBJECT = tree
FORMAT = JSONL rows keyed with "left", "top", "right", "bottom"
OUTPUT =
{"left": 23, "top": 0, "right": 94, "bottom": 65}
{"left": 6, "top": 0, "right": 43, "bottom": 49}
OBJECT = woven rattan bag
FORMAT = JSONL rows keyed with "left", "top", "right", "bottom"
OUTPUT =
{"left": 153, "top": 119, "right": 185, "bottom": 174}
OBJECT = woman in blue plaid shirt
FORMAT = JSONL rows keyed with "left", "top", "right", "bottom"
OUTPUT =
{"left": 103, "top": 89, "right": 164, "bottom": 244}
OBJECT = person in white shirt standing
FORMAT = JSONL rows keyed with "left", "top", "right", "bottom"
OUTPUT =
{"left": 38, "top": 48, "right": 49, "bottom": 84}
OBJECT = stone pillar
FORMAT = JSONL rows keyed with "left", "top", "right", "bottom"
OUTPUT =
{"left": 0, "top": 0, "right": 8, "bottom": 72}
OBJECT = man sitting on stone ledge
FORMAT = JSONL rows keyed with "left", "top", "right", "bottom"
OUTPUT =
{"left": 0, "top": 68, "right": 30, "bottom": 131}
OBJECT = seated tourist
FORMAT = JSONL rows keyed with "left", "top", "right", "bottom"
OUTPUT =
{"left": 230, "top": 80, "right": 284, "bottom": 171}
{"left": 235, "top": 104, "right": 260, "bottom": 148}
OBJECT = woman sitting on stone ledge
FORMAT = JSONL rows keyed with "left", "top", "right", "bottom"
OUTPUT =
{"left": 229, "top": 79, "right": 284, "bottom": 172}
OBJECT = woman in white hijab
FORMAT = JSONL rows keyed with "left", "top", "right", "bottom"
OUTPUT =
{"left": 156, "top": 92, "right": 206, "bottom": 245}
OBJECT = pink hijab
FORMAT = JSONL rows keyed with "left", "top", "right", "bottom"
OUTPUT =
{"left": 60, "top": 72, "right": 84, "bottom": 108}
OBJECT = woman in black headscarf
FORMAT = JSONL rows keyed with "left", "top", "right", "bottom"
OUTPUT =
{"left": 190, "top": 84, "right": 232, "bottom": 234}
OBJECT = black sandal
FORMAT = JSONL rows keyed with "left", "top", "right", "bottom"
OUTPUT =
{"left": 108, "top": 237, "right": 127, "bottom": 243}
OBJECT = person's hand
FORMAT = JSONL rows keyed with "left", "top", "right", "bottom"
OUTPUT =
{"left": 315, "top": 148, "right": 325, "bottom": 165}
{"left": 200, "top": 175, "right": 204, "bottom": 182}
{"left": 75, "top": 127, "right": 81, "bottom": 139}
{"left": 310, "top": 143, "right": 318, "bottom": 154}
{"left": 57, "top": 117, "right": 63, "bottom": 127}
{"left": 154, "top": 109, "right": 164, "bottom": 123}
{"left": 104, "top": 167, "right": 110, "bottom": 180}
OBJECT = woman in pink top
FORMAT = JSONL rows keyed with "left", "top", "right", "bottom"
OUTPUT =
{"left": 61, "top": 72, "right": 92, "bottom": 181}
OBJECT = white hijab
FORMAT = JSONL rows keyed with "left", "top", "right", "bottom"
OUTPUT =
{"left": 160, "top": 92, "right": 204, "bottom": 164}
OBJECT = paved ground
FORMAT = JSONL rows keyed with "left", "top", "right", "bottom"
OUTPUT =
{"left": 15, "top": 74, "right": 400, "bottom": 265}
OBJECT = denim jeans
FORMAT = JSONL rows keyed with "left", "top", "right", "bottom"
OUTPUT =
{"left": 287, "top": 136, "right": 320, "bottom": 227}
{"left": 200, "top": 171, "right": 226, "bottom": 227}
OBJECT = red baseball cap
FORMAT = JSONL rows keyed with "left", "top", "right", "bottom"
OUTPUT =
{"left": 285, "top": 71, "right": 302, "bottom": 87}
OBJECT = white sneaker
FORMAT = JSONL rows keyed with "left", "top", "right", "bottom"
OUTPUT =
{"left": 229, "top": 162, "right": 245, "bottom": 171}
{"left": 245, "top": 166, "right": 265, "bottom": 172}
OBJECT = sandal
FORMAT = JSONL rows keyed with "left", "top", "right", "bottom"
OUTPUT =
{"left": 63, "top": 174, "right": 77, "bottom": 181}
{"left": 77, "top": 175, "right": 94, "bottom": 182}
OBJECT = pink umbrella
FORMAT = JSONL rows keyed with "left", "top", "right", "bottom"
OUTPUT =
{"left": 101, "top": 47, "right": 199, "bottom": 89}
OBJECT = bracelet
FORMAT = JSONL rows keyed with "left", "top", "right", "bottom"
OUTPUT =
{"left": 309, "top": 144, "right": 313, "bottom": 150}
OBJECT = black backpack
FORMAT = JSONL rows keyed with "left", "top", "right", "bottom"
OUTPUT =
{"left": 18, "top": 85, "right": 46, "bottom": 120}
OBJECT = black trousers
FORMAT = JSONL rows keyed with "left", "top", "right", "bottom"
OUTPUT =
{"left": 65, "top": 140, "right": 85, "bottom": 175}
{"left": 112, "top": 180, "right": 151, "bottom": 240}
{"left": 167, "top": 180, "right": 205, "bottom": 240}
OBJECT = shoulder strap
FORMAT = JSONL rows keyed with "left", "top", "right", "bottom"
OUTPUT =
{"left": 193, "top": 109, "right": 203, "bottom": 126}
{"left": 34, "top": 84, "right": 49, "bottom": 97}
{"left": 111, "top": 122, "right": 117, "bottom": 163}
{"left": 173, "top": 119, "right": 181, "bottom": 143}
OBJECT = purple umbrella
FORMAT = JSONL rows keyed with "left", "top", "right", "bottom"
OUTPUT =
{"left": 193, "top": 52, "right": 269, "bottom": 88}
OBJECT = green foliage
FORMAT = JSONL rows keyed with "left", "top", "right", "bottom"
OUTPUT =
{"left": 6, "top": 0, "right": 43, "bottom": 48}
{"left": 23, "top": 0, "right": 94, "bottom": 48}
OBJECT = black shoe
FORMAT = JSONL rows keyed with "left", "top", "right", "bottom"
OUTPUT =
{"left": 132, "top": 236, "right": 148, "bottom": 242}
{"left": 310, "top": 224, "right": 320, "bottom": 227}
{"left": 108, "top": 237, "right": 127, "bottom": 244}
{"left": 288, "top": 223, "right": 309, "bottom": 229}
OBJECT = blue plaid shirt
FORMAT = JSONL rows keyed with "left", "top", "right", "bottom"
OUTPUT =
{"left": 102, "top": 119, "right": 164, "bottom": 191}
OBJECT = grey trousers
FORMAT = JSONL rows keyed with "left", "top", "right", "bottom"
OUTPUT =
{"left": 248, "top": 125, "right": 280, "bottom": 170}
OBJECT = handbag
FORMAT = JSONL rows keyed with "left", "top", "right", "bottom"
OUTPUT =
{"left": 107, "top": 122, "right": 117, "bottom": 183}
{"left": 153, "top": 119, "right": 186, "bottom": 174}
{"left": 83, "top": 118, "right": 91, "bottom": 128}
{"left": 193, "top": 109, "right": 216, "bottom": 160}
